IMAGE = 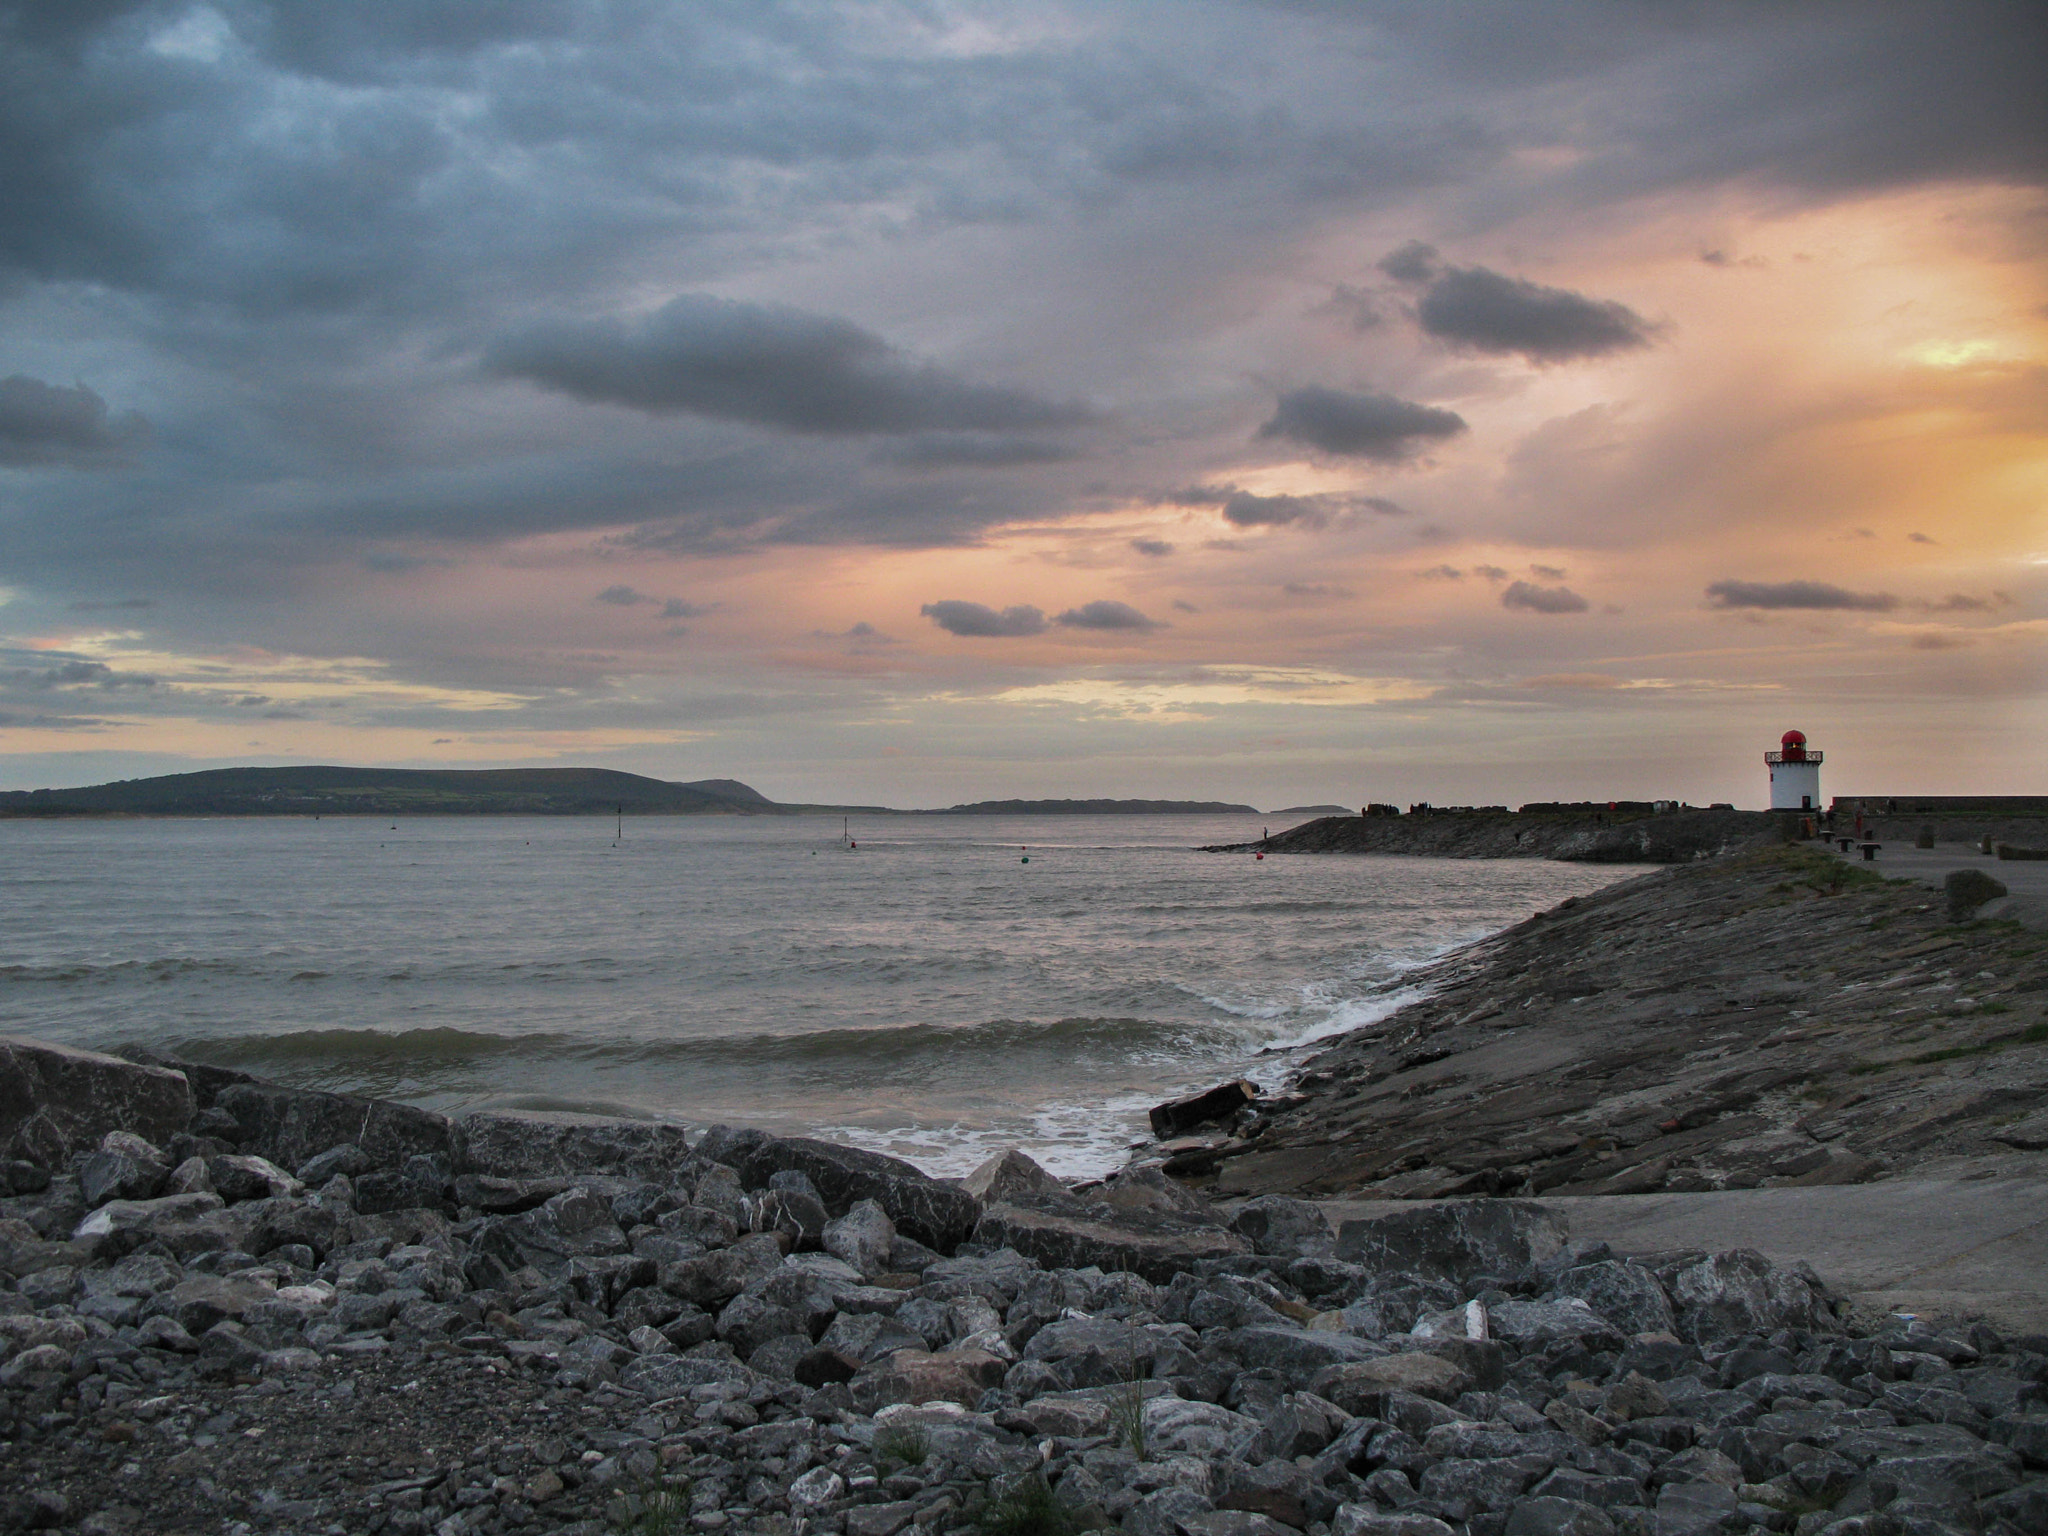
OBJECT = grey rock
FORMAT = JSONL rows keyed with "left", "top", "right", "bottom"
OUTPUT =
{"left": 79, "top": 1148, "right": 169, "bottom": 1207}
{"left": 756, "top": 1187, "right": 830, "bottom": 1250}
{"left": 1487, "top": 1299, "right": 1625, "bottom": 1349}
{"left": 294, "top": 1142, "right": 372, "bottom": 1184}
{"left": 1230, "top": 1196, "right": 1334, "bottom": 1259}
{"left": 474, "top": 1186, "right": 630, "bottom": 1277}
{"left": 1225, "top": 1326, "right": 1388, "bottom": 1390}
{"left": 1335, "top": 1200, "right": 1566, "bottom": 1284}
{"left": 0, "top": 1036, "right": 194, "bottom": 1167}
{"left": 205, "top": 1153, "right": 300, "bottom": 1203}
{"left": 824, "top": 1199, "right": 896, "bottom": 1277}
{"left": 248, "top": 1199, "right": 349, "bottom": 1261}
{"left": 848, "top": 1346, "right": 1009, "bottom": 1412}
{"left": 1184, "top": 1513, "right": 1300, "bottom": 1536}
{"left": 1547, "top": 1262, "right": 1676, "bottom": 1337}
{"left": 1648, "top": 1481, "right": 1739, "bottom": 1536}
{"left": 1503, "top": 1496, "right": 1616, "bottom": 1536}
{"left": 1216, "top": 1458, "right": 1317, "bottom": 1526}
{"left": 1144, "top": 1397, "right": 1262, "bottom": 1458}
{"left": 961, "top": 1148, "right": 1069, "bottom": 1205}
{"left": 820, "top": 1310, "right": 926, "bottom": 1363}
{"left": 659, "top": 1232, "right": 785, "bottom": 1306}
{"left": 716, "top": 1291, "right": 806, "bottom": 1354}
{"left": 456, "top": 1109, "right": 695, "bottom": 1180}
{"left": 1126, "top": 1485, "right": 1216, "bottom": 1536}
{"left": 1311, "top": 1353, "right": 1472, "bottom": 1410}
{"left": 1420, "top": 1455, "right": 1550, "bottom": 1521}
{"left": 213, "top": 1082, "right": 452, "bottom": 1172}
{"left": 735, "top": 1135, "right": 983, "bottom": 1251}
{"left": 1664, "top": 1249, "right": 1836, "bottom": 1349}
{"left": 971, "top": 1201, "right": 1248, "bottom": 1283}
{"left": 1331, "top": 1509, "right": 1456, "bottom": 1536}
{"left": 620, "top": 1351, "right": 759, "bottom": 1398}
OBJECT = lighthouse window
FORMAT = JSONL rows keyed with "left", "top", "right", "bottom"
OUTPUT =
{"left": 1802, "top": 795, "right": 1811, "bottom": 809}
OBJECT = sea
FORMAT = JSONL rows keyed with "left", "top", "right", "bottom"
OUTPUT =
{"left": 0, "top": 814, "right": 1648, "bottom": 1178}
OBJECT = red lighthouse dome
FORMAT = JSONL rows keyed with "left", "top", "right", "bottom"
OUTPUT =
{"left": 1780, "top": 729, "right": 1807, "bottom": 762}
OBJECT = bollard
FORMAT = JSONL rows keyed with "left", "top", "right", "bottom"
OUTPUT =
{"left": 1916, "top": 824, "right": 1935, "bottom": 849}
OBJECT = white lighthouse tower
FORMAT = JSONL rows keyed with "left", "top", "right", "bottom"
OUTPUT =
{"left": 1766, "top": 728, "right": 1822, "bottom": 811}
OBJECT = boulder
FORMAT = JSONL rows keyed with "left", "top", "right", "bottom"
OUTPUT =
{"left": 205, "top": 1154, "right": 300, "bottom": 1203}
{"left": 734, "top": 1135, "right": 982, "bottom": 1252}
{"left": 1334, "top": 1200, "right": 1566, "bottom": 1284}
{"left": 1311, "top": 1352, "right": 1474, "bottom": 1410}
{"left": 1144, "top": 1397, "right": 1261, "bottom": 1458}
{"left": 849, "top": 1346, "right": 1009, "bottom": 1412}
{"left": 78, "top": 1148, "right": 169, "bottom": 1207}
{"left": 473, "top": 1186, "right": 630, "bottom": 1277}
{"left": 823, "top": 1199, "right": 896, "bottom": 1276}
{"left": 971, "top": 1201, "right": 1249, "bottom": 1283}
{"left": 213, "top": 1082, "right": 453, "bottom": 1172}
{"left": 1150, "top": 1080, "right": 1259, "bottom": 1139}
{"left": 618, "top": 1352, "right": 757, "bottom": 1398}
{"left": 455, "top": 1110, "right": 696, "bottom": 1180}
{"left": 659, "top": 1233, "right": 786, "bottom": 1306}
{"left": 756, "top": 1187, "right": 830, "bottom": 1251}
{"left": 1663, "top": 1249, "right": 1837, "bottom": 1349}
{"left": 961, "top": 1148, "right": 1069, "bottom": 1205}
{"left": 1502, "top": 1497, "right": 1615, "bottom": 1536}
{"left": 1944, "top": 868, "right": 2007, "bottom": 921}
{"left": 1546, "top": 1260, "right": 1676, "bottom": 1337}
{"left": 1230, "top": 1196, "right": 1334, "bottom": 1258}
{"left": 1485, "top": 1299, "right": 1625, "bottom": 1350}
{"left": 1097, "top": 1166, "right": 1222, "bottom": 1222}
{"left": 1224, "top": 1326, "right": 1388, "bottom": 1389}
{"left": 0, "top": 1036, "right": 194, "bottom": 1167}
{"left": 1332, "top": 1512, "right": 1456, "bottom": 1536}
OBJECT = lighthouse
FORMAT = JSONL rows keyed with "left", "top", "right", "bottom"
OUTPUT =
{"left": 1766, "top": 729, "right": 1822, "bottom": 811}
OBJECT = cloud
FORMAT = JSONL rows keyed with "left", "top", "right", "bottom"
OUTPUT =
{"left": 1130, "top": 538, "right": 1175, "bottom": 557}
{"left": 595, "top": 586, "right": 704, "bottom": 620}
{"left": 1256, "top": 385, "right": 1467, "bottom": 460}
{"left": 1529, "top": 563, "right": 1568, "bottom": 579}
{"left": 1055, "top": 600, "right": 1163, "bottom": 632}
{"left": 1705, "top": 579, "right": 1899, "bottom": 612}
{"left": 1501, "top": 580, "right": 1590, "bottom": 614}
{"left": 1417, "top": 564, "right": 1463, "bottom": 580}
{"left": 1922, "top": 592, "right": 2008, "bottom": 613}
{"left": 0, "top": 376, "right": 148, "bottom": 468}
{"left": 1377, "top": 241, "right": 1440, "bottom": 284}
{"left": 68, "top": 598, "right": 154, "bottom": 612}
{"left": 1472, "top": 564, "right": 1509, "bottom": 581}
{"left": 1412, "top": 266, "right": 1657, "bottom": 362}
{"left": 485, "top": 294, "right": 1091, "bottom": 437}
{"left": 1223, "top": 490, "right": 1327, "bottom": 528}
{"left": 1281, "top": 582, "right": 1355, "bottom": 600}
{"left": 920, "top": 600, "right": 1048, "bottom": 638}
{"left": 870, "top": 435, "right": 1081, "bottom": 469}
{"left": 1907, "top": 531, "right": 1938, "bottom": 544}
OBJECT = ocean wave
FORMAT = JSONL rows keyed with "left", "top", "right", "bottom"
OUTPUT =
{"left": 147, "top": 1012, "right": 1270, "bottom": 1075}
{"left": 0, "top": 956, "right": 272, "bottom": 984}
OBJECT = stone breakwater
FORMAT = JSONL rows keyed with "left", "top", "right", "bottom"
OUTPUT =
{"left": 1182, "top": 845, "right": 2048, "bottom": 1204}
{"left": 1204, "top": 810, "right": 1783, "bottom": 865}
{"left": 2, "top": 1038, "right": 2047, "bottom": 1536}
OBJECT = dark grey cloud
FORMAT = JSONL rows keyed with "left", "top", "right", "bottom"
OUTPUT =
{"left": 595, "top": 584, "right": 650, "bottom": 606}
{"left": 1377, "top": 240, "right": 1439, "bottom": 283}
{"left": 1530, "top": 563, "right": 1568, "bottom": 579}
{"left": 0, "top": 376, "right": 148, "bottom": 467}
{"left": 920, "top": 601, "right": 1048, "bottom": 638}
{"left": 1130, "top": 538, "right": 1174, "bottom": 557}
{"left": 1501, "top": 580, "right": 1589, "bottom": 614}
{"left": 1256, "top": 386, "right": 1467, "bottom": 460}
{"left": 1705, "top": 579, "right": 1899, "bottom": 612}
{"left": 1907, "top": 531, "right": 1937, "bottom": 545}
{"left": 485, "top": 295, "right": 1091, "bottom": 437}
{"left": 3, "top": 659, "right": 157, "bottom": 690}
{"left": 1410, "top": 265, "right": 1656, "bottom": 362}
{"left": 1924, "top": 593, "right": 2009, "bottom": 613}
{"left": 68, "top": 597, "right": 154, "bottom": 612}
{"left": 1224, "top": 490, "right": 1327, "bottom": 529}
{"left": 1281, "top": 582, "right": 1354, "bottom": 600}
{"left": 1417, "top": 564, "right": 1463, "bottom": 580}
{"left": 1055, "top": 600, "right": 1161, "bottom": 632}
{"left": 870, "top": 435, "right": 1082, "bottom": 469}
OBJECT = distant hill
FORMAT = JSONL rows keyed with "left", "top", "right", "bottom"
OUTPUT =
{"left": 1266, "top": 804, "right": 1352, "bottom": 817}
{"left": 932, "top": 798, "right": 1260, "bottom": 815}
{"left": 0, "top": 766, "right": 791, "bottom": 818}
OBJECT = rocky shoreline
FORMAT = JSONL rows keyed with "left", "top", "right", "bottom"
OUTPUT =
{"left": 4, "top": 1015, "right": 2047, "bottom": 1536}
{"left": 1176, "top": 844, "right": 2048, "bottom": 1205}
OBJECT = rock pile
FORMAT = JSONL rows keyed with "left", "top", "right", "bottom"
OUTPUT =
{"left": 1, "top": 1042, "right": 2045, "bottom": 1536}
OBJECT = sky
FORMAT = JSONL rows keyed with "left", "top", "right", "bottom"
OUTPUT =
{"left": 2, "top": 0, "right": 2044, "bottom": 811}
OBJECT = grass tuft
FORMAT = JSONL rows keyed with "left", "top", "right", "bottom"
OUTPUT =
{"left": 875, "top": 1423, "right": 931, "bottom": 1472}
{"left": 980, "top": 1471, "right": 1078, "bottom": 1536}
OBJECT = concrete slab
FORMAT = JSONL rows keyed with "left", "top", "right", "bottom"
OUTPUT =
{"left": 1822, "top": 841, "right": 2048, "bottom": 931}
{"left": 1320, "top": 1172, "right": 2048, "bottom": 1335}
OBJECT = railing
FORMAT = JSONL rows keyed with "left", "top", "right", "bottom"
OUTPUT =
{"left": 1764, "top": 749, "right": 1823, "bottom": 764}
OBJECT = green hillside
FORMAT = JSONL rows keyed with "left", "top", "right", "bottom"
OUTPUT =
{"left": 0, "top": 766, "right": 786, "bottom": 818}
